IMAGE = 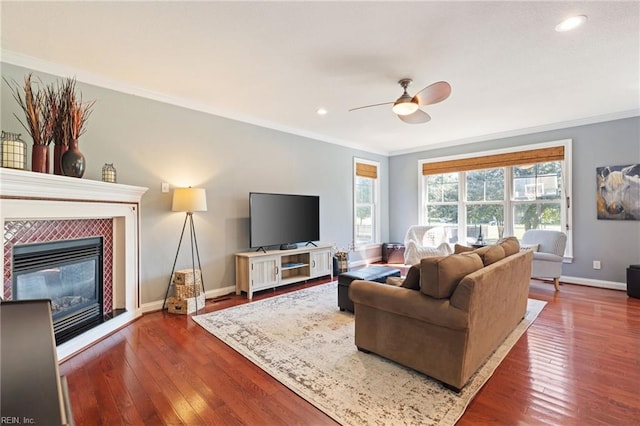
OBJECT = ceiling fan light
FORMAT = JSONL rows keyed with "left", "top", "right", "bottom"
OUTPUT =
{"left": 392, "top": 100, "right": 419, "bottom": 116}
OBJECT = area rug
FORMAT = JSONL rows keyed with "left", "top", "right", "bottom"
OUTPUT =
{"left": 193, "top": 282, "right": 546, "bottom": 425}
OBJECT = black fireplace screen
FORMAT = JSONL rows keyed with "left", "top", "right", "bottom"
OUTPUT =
{"left": 12, "top": 237, "right": 104, "bottom": 344}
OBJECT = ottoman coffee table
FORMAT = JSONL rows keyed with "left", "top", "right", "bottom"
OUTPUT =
{"left": 338, "top": 265, "right": 401, "bottom": 312}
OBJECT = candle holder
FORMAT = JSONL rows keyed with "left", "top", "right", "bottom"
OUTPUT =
{"left": 102, "top": 163, "right": 117, "bottom": 183}
{"left": 1, "top": 131, "right": 27, "bottom": 170}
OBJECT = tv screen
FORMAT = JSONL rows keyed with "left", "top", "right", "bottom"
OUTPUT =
{"left": 250, "top": 192, "right": 320, "bottom": 249}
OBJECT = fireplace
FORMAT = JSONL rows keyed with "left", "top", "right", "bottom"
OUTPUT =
{"left": 12, "top": 237, "right": 104, "bottom": 345}
{"left": 1, "top": 167, "right": 147, "bottom": 361}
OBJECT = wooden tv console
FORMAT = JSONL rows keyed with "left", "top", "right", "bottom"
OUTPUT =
{"left": 235, "top": 243, "right": 333, "bottom": 299}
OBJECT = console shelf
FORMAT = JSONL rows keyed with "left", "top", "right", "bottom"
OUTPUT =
{"left": 235, "top": 243, "right": 333, "bottom": 299}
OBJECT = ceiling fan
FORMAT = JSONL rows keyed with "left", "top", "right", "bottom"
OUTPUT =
{"left": 349, "top": 78, "right": 451, "bottom": 124}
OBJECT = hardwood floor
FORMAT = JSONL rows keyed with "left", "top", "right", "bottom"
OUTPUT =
{"left": 60, "top": 278, "right": 640, "bottom": 425}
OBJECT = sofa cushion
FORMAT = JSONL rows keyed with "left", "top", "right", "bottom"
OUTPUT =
{"left": 420, "top": 253, "right": 483, "bottom": 299}
{"left": 400, "top": 264, "right": 421, "bottom": 290}
{"left": 453, "top": 244, "right": 474, "bottom": 254}
{"left": 473, "top": 244, "right": 506, "bottom": 266}
{"left": 497, "top": 236, "right": 520, "bottom": 256}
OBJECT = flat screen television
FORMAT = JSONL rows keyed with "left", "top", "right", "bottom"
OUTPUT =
{"left": 249, "top": 192, "right": 320, "bottom": 250}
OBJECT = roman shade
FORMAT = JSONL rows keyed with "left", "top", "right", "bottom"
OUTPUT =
{"left": 356, "top": 162, "right": 378, "bottom": 179}
{"left": 422, "top": 146, "right": 564, "bottom": 176}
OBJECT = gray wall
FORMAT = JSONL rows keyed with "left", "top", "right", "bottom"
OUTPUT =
{"left": 3, "top": 62, "right": 638, "bottom": 292}
{"left": 1, "top": 63, "right": 389, "bottom": 304}
{"left": 390, "top": 117, "right": 640, "bottom": 283}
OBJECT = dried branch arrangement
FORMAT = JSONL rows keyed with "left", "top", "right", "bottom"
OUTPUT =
{"left": 4, "top": 74, "right": 95, "bottom": 147}
{"left": 4, "top": 74, "right": 57, "bottom": 146}
{"left": 57, "top": 77, "right": 95, "bottom": 144}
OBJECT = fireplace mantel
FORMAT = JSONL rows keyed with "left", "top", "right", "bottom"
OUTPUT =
{"left": 1, "top": 168, "right": 148, "bottom": 361}
{"left": 0, "top": 167, "right": 147, "bottom": 202}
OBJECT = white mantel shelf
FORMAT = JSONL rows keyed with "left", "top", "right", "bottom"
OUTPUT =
{"left": 0, "top": 167, "right": 147, "bottom": 202}
{"left": 1, "top": 167, "right": 148, "bottom": 361}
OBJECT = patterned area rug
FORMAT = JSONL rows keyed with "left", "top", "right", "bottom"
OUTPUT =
{"left": 193, "top": 282, "right": 546, "bottom": 425}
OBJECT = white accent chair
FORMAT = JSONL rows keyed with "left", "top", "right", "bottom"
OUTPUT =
{"left": 403, "top": 225, "right": 453, "bottom": 265}
{"left": 521, "top": 229, "right": 567, "bottom": 291}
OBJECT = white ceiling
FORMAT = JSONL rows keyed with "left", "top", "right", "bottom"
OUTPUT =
{"left": 1, "top": 1, "right": 639, "bottom": 156}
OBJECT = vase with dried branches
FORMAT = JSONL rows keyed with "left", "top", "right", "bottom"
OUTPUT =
{"left": 59, "top": 77, "right": 94, "bottom": 178}
{"left": 4, "top": 74, "right": 57, "bottom": 173}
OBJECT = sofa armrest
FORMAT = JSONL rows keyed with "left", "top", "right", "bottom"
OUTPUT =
{"left": 451, "top": 250, "right": 532, "bottom": 320}
{"left": 349, "top": 280, "right": 468, "bottom": 330}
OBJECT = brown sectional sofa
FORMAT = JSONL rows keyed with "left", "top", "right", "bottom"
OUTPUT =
{"left": 349, "top": 237, "right": 533, "bottom": 391}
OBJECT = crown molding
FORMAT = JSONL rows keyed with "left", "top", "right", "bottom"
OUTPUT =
{"left": 388, "top": 109, "right": 640, "bottom": 157}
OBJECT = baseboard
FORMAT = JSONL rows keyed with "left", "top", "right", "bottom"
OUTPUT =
{"left": 141, "top": 285, "right": 237, "bottom": 313}
{"left": 349, "top": 256, "right": 382, "bottom": 269}
{"left": 560, "top": 275, "right": 626, "bottom": 291}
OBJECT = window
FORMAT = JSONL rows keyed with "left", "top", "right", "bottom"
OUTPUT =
{"left": 419, "top": 141, "right": 572, "bottom": 258}
{"left": 354, "top": 158, "right": 380, "bottom": 246}
{"left": 423, "top": 172, "right": 459, "bottom": 241}
{"left": 512, "top": 161, "right": 563, "bottom": 240}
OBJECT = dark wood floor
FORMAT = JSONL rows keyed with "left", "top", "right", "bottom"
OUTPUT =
{"left": 60, "top": 276, "right": 640, "bottom": 425}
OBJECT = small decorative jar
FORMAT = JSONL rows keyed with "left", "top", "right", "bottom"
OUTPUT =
{"left": 102, "top": 163, "right": 117, "bottom": 183}
{"left": 0, "top": 131, "right": 27, "bottom": 170}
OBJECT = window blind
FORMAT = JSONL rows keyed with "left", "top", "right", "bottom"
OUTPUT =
{"left": 356, "top": 162, "right": 378, "bottom": 179}
{"left": 422, "top": 146, "right": 564, "bottom": 176}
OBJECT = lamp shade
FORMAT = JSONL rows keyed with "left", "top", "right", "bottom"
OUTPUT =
{"left": 172, "top": 187, "right": 208, "bottom": 212}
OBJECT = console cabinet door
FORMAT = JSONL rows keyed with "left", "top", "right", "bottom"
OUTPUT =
{"left": 250, "top": 256, "right": 280, "bottom": 291}
{"left": 310, "top": 249, "right": 332, "bottom": 278}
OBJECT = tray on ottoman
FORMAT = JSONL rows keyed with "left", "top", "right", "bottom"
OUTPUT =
{"left": 338, "top": 266, "right": 401, "bottom": 312}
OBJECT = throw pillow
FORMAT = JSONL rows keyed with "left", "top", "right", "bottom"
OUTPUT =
{"left": 454, "top": 243, "right": 474, "bottom": 254}
{"left": 419, "top": 253, "right": 483, "bottom": 299}
{"left": 520, "top": 243, "right": 539, "bottom": 252}
{"left": 497, "top": 236, "right": 520, "bottom": 256}
{"left": 473, "top": 244, "right": 506, "bottom": 266}
{"left": 400, "top": 264, "right": 421, "bottom": 290}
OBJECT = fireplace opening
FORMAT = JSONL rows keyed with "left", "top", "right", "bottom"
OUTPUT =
{"left": 12, "top": 237, "right": 104, "bottom": 345}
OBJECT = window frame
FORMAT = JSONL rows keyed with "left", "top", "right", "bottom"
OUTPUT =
{"left": 418, "top": 140, "right": 573, "bottom": 260}
{"left": 353, "top": 157, "right": 381, "bottom": 248}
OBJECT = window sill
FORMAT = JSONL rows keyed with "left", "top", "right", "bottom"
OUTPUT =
{"left": 353, "top": 242, "right": 382, "bottom": 251}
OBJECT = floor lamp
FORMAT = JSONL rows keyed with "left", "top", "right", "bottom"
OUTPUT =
{"left": 162, "top": 187, "right": 208, "bottom": 312}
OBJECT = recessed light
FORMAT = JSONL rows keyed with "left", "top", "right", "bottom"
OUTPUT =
{"left": 555, "top": 15, "right": 587, "bottom": 32}
{"left": 316, "top": 108, "right": 328, "bottom": 116}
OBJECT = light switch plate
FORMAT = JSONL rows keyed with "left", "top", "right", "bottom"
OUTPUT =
{"left": 161, "top": 182, "right": 169, "bottom": 193}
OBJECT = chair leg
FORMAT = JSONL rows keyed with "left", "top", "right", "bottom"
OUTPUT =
{"left": 553, "top": 277, "right": 560, "bottom": 291}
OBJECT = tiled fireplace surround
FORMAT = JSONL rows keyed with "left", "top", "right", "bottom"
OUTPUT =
{"left": 0, "top": 168, "right": 147, "bottom": 361}
{"left": 3, "top": 219, "right": 115, "bottom": 313}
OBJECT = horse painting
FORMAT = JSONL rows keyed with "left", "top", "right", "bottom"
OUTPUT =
{"left": 597, "top": 164, "right": 640, "bottom": 220}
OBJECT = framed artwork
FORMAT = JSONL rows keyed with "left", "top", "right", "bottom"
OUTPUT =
{"left": 596, "top": 163, "right": 640, "bottom": 220}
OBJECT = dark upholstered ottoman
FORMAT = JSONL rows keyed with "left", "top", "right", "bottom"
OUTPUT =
{"left": 338, "top": 266, "right": 401, "bottom": 312}
{"left": 382, "top": 243, "right": 405, "bottom": 264}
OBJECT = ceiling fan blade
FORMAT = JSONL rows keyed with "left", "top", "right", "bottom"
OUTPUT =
{"left": 413, "top": 81, "right": 451, "bottom": 106}
{"left": 349, "top": 101, "right": 394, "bottom": 112}
{"left": 398, "top": 109, "right": 431, "bottom": 124}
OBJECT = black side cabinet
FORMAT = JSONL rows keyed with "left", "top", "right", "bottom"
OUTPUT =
{"left": 627, "top": 265, "right": 640, "bottom": 299}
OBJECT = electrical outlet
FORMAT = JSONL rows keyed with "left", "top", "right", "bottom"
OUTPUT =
{"left": 161, "top": 182, "right": 169, "bottom": 193}
{"left": 593, "top": 260, "right": 601, "bottom": 270}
